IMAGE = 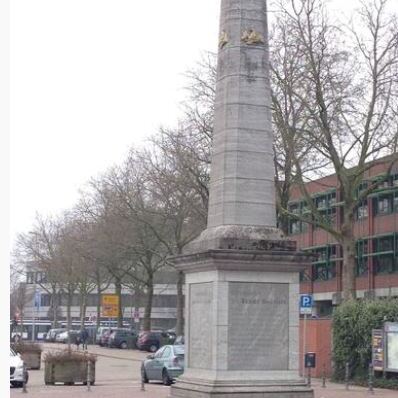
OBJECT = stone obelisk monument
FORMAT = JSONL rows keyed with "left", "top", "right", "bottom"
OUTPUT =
{"left": 170, "top": 1, "right": 313, "bottom": 397}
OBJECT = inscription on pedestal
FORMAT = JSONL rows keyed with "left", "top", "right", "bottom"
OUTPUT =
{"left": 228, "top": 282, "right": 289, "bottom": 370}
{"left": 189, "top": 283, "right": 213, "bottom": 369}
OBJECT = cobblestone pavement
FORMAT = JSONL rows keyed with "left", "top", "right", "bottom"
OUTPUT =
{"left": 10, "top": 343, "right": 397, "bottom": 397}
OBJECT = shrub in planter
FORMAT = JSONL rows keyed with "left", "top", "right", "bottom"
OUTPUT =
{"left": 12, "top": 342, "right": 42, "bottom": 370}
{"left": 44, "top": 350, "right": 97, "bottom": 385}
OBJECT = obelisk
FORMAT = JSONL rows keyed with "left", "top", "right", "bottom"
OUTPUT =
{"left": 170, "top": 1, "right": 314, "bottom": 397}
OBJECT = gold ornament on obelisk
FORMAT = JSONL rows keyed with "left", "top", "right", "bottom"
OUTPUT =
{"left": 219, "top": 31, "right": 229, "bottom": 49}
{"left": 241, "top": 29, "right": 264, "bottom": 45}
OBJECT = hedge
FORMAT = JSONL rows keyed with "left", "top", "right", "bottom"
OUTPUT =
{"left": 332, "top": 298, "right": 398, "bottom": 380}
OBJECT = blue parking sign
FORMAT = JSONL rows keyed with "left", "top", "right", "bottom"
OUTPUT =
{"left": 300, "top": 294, "right": 313, "bottom": 315}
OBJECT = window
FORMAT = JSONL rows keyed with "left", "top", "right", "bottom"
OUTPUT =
{"left": 394, "top": 196, "right": 398, "bottom": 212}
{"left": 373, "top": 235, "right": 394, "bottom": 253}
{"left": 356, "top": 240, "right": 369, "bottom": 276}
{"left": 289, "top": 220, "right": 301, "bottom": 235}
{"left": 372, "top": 234, "right": 398, "bottom": 275}
{"left": 26, "top": 272, "right": 34, "bottom": 284}
{"left": 310, "top": 245, "right": 340, "bottom": 281}
{"left": 357, "top": 202, "right": 368, "bottom": 220}
{"left": 377, "top": 196, "right": 392, "bottom": 215}
{"left": 40, "top": 294, "right": 51, "bottom": 307}
{"left": 86, "top": 294, "right": 98, "bottom": 306}
{"left": 314, "top": 263, "right": 336, "bottom": 281}
{"left": 374, "top": 255, "right": 394, "bottom": 274}
{"left": 152, "top": 295, "right": 177, "bottom": 308}
{"left": 154, "top": 347, "right": 165, "bottom": 358}
{"left": 162, "top": 346, "right": 171, "bottom": 358}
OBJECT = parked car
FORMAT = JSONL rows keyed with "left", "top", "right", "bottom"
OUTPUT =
{"left": 173, "top": 335, "right": 184, "bottom": 345}
{"left": 141, "top": 345, "right": 184, "bottom": 385}
{"left": 55, "top": 330, "right": 80, "bottom": 344}
{"left": 45, "top": 328, "right": 65, "bottom": 343}
{"left": 137, "top": 331, "right": 172, "bottom": 352}
{"left": 108, "top": 328, "right": 138, "bottom": 349}
{"left": 100, "top": 329, "right": 115, "bottom": 347}
{"left": 10, "top": 347, "right": 29, "bottom": 388}
{"left": 96, "top": 327, "right": 114, "bottom": 346}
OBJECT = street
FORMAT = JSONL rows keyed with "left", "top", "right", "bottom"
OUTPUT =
{"left": 10, "top": 343, "right": 398, "bottom": 398}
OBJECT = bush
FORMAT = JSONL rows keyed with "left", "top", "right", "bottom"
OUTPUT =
{"left": 332, "top": 298, "right": 398, "bottom": 380}
{"left": 44, "top": 349, "right": 97, "bottom": 364}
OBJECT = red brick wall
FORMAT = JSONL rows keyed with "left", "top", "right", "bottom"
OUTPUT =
{"left": 375, "top": 274, "right": 398, "bottom": 289}
{"left": 299, "top": 318, "right": 333, "bottom": 378}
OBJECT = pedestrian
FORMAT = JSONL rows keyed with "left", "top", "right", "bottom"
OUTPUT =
{"left": 75, "top": 333, "right": 81, "bottom": 350}
{"left": 80, "top": 328, "right": 89, "bottom": 350}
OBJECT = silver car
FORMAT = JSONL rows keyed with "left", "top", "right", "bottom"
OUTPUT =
{"left": 141, "top": 345, "right": 184, "bottom": 385}
{"left": 10, "top": 348, "right": 29, "bottom": 388}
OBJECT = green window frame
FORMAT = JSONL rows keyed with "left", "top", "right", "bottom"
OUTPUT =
{"left": 371, "top": 233, "right": 398, "bottom": 275}
{"left": 309, "top": 245, "right": 340, "bottom": 281}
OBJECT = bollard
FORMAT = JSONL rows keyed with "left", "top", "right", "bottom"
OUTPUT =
{"left": 322, "top": 365, "right": 326, "bottom": 388}
{"left": 307, "top": 367, "right": 312, "bottom": 387}
{"left": 345, "top": 362, "right": 350, "bottom": 390}
{"left": 87, "top": 360, "right": 91, "bottom": 392}
{"left": 21, "top": 364, "right": 27, "bottom": 393}
{"left": 141, "top": 377, "right": 145, "bottom": 392}
{"left": 368, "top": 363, "right": 374, "bottom": 395}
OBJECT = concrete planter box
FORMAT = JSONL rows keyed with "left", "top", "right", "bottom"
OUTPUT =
{"left": 12, "top": 343, "right": 42, "bottom": 370}
{"left": 44, "top": 360, "right": 95, "bottom": 385}
{"left": 21, "top": 351, "right": 42, "bottom": 370}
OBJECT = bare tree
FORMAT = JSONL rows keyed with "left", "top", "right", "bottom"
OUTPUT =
{"left": 274, "top": 0, "right": 398, "bottom": 300}
{"left": 14, "top": 215, "right": 64, "bottom": 328}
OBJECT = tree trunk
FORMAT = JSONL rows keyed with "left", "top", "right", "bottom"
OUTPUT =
{"left": 175, "top": 271, "right": 184, "bottom": 336}
{"left": 341, "top": 217, "right": 357, "bottom": 301}
{"left": 50, "top": 291, "right": 58, "bottom": 329}
{"left": 115, "top": 278, "right": 123, "bottom": 328}
{"left": 80, "top": 292, "right": 87, "bottom": 330}
{"left": 66, "top": 288, "right": 72, "bottom": 351}
{"left": 143, "top": 275, "right": 153, "bottom": 331}
{"left": 96, "top": 285, "right": 101, "bottom": 331}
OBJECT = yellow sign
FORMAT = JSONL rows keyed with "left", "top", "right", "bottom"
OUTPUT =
{"left": 101, "top": 294, "right": 119, "bottom": 317}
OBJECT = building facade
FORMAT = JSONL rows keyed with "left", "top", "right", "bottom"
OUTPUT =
{"left": 22, "top": 265, "right": 181, "bottom": 334}
{"left": 287, "top": 158, "right": 398, "bottom": 316}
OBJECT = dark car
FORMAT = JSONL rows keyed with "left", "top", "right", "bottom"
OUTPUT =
{"left": 45, "top": 328, "right": 65, "bottom": 343}
{"left": 137, "top": 331, "right": 171, "bottom": 352}
{"left": 141, "top": 345, "right": 184, "bottom": 385}
{"left": 108, "top": 328, "right": 138, "bottom": 349}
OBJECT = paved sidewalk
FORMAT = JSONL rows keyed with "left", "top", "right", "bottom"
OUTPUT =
{"left": 311, "top": 378, "right": 397, "bottom": 398}
{"left": 10, "top": 344, "right": 397, "bottom": 397}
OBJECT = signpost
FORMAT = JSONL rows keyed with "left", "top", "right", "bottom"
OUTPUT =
{"left": 101, "top": 294, "right": 119, "bottom": 318}
{"left": 300, "top": 294, "right": 313, "bottom": 380}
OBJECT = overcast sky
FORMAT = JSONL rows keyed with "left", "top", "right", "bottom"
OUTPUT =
{"left": 9, "top": 0, "right": 392, "bottom": 245}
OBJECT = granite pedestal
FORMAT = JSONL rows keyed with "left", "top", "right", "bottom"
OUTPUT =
{"left": 169, "top": 241, "right": 313, "bottom": 398}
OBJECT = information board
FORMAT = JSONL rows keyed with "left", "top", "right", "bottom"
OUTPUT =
{"left": 385, "top": 323, "right": 398, "bottom": 373}
{"left": 372, "top": 329, "right": 384, "bottom": 371}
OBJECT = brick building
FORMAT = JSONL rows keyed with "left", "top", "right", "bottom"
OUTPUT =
{"left": 287, "top": 156, "right": 398, "bottom": 376}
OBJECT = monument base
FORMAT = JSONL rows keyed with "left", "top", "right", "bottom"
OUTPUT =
{"left": 170, "top": 377, "right": 313, "bottom": 398}
{"left": 169, "top": 247, "right": 314, "bottom": 398}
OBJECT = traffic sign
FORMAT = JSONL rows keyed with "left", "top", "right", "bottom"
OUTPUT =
{"left": 101, "top": 294, "right": 119, "bottom": 318}
{"left": 300, "top": 294, "right": 313, "bottom": 315}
